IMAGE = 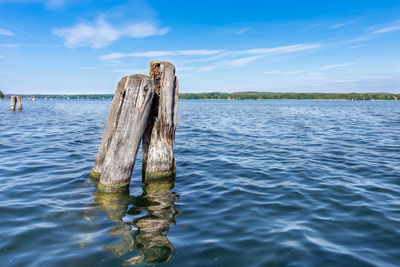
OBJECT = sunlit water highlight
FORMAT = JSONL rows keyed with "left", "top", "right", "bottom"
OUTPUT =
{"left": 0, "top": 99, "right": 399, "bottom": 266}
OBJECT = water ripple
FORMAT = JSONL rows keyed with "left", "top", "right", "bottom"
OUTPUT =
{"left": 0, "top": 99, "right": 399, "bottom": 266}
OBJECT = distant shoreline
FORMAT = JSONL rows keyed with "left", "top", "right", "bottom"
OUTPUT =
{"left": 1, "top": 92, "right": 399, "bottom": 101}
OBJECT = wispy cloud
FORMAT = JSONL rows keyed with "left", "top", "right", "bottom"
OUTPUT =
{"left": 235, "top": 27, "right": 250, "bottom": 34}
{"left": 112, "top": 69, "right": 147, "bottom": 74}
{"left": 284, "top": 70, "right": 304, "bottom": 74}
{"left": 100, "top": 44, "right": 321, "bottom": 61}
{"left": 321, "top": 62, "right": 356, "bottom": 70}
{"left": 331, "top": 19, "right": 358, "bottom": 29}
{"left": 0, "top": 43, "right": 48, "bottom": 47}
{"left": 225, "top": 44, "right": 321, "bottom": 66}
{"left": 199, "top": 65, "right": 219, "bottom": 71}
{"left": 372, "top": 25, "right": 400, "bottom": 34}
{"left": 99, "top": 49, "right": 224, "bottom": 60}
{"left": 0, "top": 28, "right": 13, "bottom": 36}
{"left": 45, "top": 0, "right": 65, "bottom": 8}
{"left": 100, "top": 43, "right": 322, "bottom": 72}
{"left": 240, "top": 44, "right": 321, "bottom": 55}
{"left": 0, "top": 0, "right": 66, "bottom": 9}
{"left": 53, "top": 17, "right": 169, "bottom": 48}
{"left": 229, "top": 55, "right": 263, "bottom": 66}
{"left": 348, "top": 44, "right": 366, "bottom": 49}
{"left": 263, "top": 71, "right": 280, "bottom": 74}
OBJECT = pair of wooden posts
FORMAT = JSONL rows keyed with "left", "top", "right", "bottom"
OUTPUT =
{"left": 90, "top": 61, "right": 179, "bottom": 192}
{"left": 10, "top": 96, "right": 22, "bottom": 111}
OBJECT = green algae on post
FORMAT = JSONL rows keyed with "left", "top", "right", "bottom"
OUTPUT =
{"left": 143, "top": 170, "right": 176, "bottom": 181}
{"left": 97, "top": 181, "right": 130, "bottom": 193}
{"left": 89, "top": 171, "right": 101, "bottom": 181}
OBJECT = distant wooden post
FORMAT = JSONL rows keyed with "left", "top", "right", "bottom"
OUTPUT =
{"left": 10, "top": 96, "right": 16, "bottom": 111}
{"left": 142, "top": 61, "right": 179, "bottom": 179}
{"left": 91, "top": 74, "right": 154, "bottom": 192}
{"left": 11, "top": 96, "right": 22, "bottom": 111}
{"left": 16, "top": 96, "right": 22, "bottom": 111}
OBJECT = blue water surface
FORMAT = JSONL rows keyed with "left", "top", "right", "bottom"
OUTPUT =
{"left": 0, "top": 99, "right": 399, "bottom": 266}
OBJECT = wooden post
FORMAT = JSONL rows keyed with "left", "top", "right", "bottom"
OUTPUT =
{"left": 142, "top": 61, "right": 179, "bottom": 179}
{"left": 16, "top": 96, "right": 22, "bottom": 111}
{"left": 10, "top": 96, "right": 16, "bottom": 111}
{"left": 91, "top": 74, "right": 154, "bottom": 192}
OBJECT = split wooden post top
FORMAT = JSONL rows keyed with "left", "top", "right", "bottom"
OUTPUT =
{"left": 91, "top": 74, "right": 155, "bottom": 192}
{"left": 142, "top": 61, "right": 179, "bottom": 180}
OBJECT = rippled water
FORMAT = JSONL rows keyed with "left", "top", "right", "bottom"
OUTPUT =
{"left": 0, "top": 99, "right": 399, "bottom": 266}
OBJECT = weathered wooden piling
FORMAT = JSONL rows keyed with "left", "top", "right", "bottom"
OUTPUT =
{"left": 16, "top": 96, "right": 22, "bottom": 111}
{"left": 91, "top": 74, "right": 154, "bottom": 192}
{"left": 142, "top": 61, "right": 179, "bottom": 179}
{"left": 10, "top": 96, "right": 16, "bottom": 111}
{"left": 11, "top": 96, "right": 22, "bottom": 111}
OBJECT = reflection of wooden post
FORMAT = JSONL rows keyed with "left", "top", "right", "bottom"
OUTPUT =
{"left": 97, "top": 177, "right": 179, "bottom": 265}
{"left": 91, "top": 74, "right": 154, "bottom": 192}
{"left": 16, "top": 96, "right": 22, "bottom": 111}
{"left": 142, "top": 61, "right": 179, "bottom": 179}
{"left": 10, "top": 96, "right": 16, "bottom": 111}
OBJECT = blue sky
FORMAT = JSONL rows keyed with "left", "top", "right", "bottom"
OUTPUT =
{"left": 0, "top": 0, "right": 399, "bottom": 94}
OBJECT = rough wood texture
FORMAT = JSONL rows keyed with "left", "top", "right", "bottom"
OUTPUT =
{"left": 10, "top": 96, "right": 16, "bottom": 111}
{"left": 92, "top": 74, "right": 154, "bottom": 192}
{"left": 16, "top": 96, "right": 22, "bottom": 111}
{"left": 91, "top": 79, "right": 127, "bottom": 180}
{"left": 142, "top": 61, "right": 179, "bottom": 179}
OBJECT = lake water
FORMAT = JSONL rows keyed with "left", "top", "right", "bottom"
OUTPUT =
{"left": 0, "top": 99, "right": 399, "bottom": 266}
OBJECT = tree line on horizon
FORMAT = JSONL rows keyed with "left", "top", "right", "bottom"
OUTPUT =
{"left": 1, "top": 92, "right": 399, "bottom": 100}
{"left": 179, "top": 92, "right": 399, "bottom": 100}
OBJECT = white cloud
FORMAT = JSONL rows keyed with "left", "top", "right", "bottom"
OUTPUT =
{"left": 321, "top": 62, "right": 356, "bottom": 70}
{"left": 0, "top": 28, "right": 13, "bottom": 36}
{"left": 263, "top": 71, "right": 280, "bottom": 74}
{"left": 235, "top": 27, "right": 250, "bottom": 34}
{"left": 124, "top": 22, "right": 169, "bottom": 38}
{"left": 372, "top": 25, "right": 400, "bottom": 34}
{"left": 53, "top": 18, "right": 169, "bottom": 48}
